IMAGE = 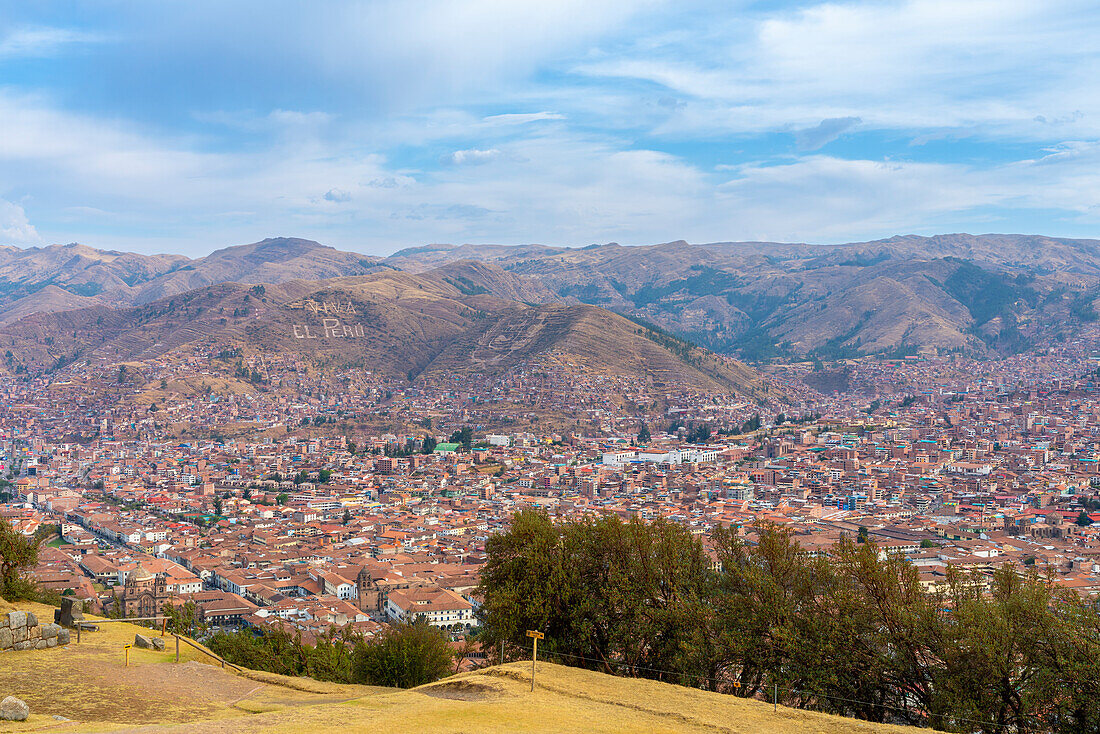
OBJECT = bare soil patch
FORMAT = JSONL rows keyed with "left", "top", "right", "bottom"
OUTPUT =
{"left": 419, "top": 679, "right": 505, "bottom": 701}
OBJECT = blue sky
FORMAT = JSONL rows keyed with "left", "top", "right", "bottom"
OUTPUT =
{"left": 1, "top": 0, "right": 1099, "bottom": 256}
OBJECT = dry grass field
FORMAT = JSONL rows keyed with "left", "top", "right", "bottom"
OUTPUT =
{"left": 0, "top": 600, "right": 933, "bottom": 734}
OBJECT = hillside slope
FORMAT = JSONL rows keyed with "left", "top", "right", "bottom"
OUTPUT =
{"left": 7, "top": 233, "right": 1099, "bottom": 361}
{"left": 0, "top": 238, "right": 386, "bottom": 320}
{"left": 386, "top": 235, "right": 1100, "bottom": 359}
{"left": 0, "top": 262, "right": 767, "bottom": 399}
{"left": 0, "top": 601, "right": 929, "bottom": 733}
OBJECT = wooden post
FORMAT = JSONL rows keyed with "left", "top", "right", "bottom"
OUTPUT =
{"left": 76, "top": 624, "right": 81, "bottom": 644}
{"left": 124, "top": 644, "right": 132, "bottom": 667}
{"left": 161, "top": 617, "right": 167, "bottom": 637}
{"left": 526, "top": 630, "right": 543, "bottom": 693}
{"left": 175, "top": 635, "right": 180, "bottom": 663}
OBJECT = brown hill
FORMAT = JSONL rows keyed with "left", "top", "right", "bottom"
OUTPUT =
{"left": 0, "top": 242, "right": 187, "bottom": 306}
{"left": 0, "top": 263, "right": 767, "bottom": 399}
{"left": 0, "top": 285, "right": 102, "bottom": 325}
{"left": 423, "top": 303, "right": 766, "bottom": 397}
{"left": 130, "top": 237, "right": 386, "bottom": 303}
{"left": 9, "top": 232, "right": 1095, "bottom": 362}
{"left": 0, "top": 237, "right": 386, "bottom": 320}
{"left": 387, "top": 235, "right": 1100, "bottom": 360}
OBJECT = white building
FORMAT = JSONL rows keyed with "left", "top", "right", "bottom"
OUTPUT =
{"left": 385, "top": 586, "right": 474, "bottom": 628}
{"left": 602, "top": 450, "right": 636, "bottom": 466}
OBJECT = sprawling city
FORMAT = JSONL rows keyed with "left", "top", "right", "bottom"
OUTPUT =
{"left": 9, "top": 333, "right": 1100, "bottom": 631}
{"left": 4, "top": 1, "right": 1100, "bottom": 732}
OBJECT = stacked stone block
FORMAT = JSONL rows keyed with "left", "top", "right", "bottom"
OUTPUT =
{"left": 0, "top": 610, "right": 70, "bottom": 652}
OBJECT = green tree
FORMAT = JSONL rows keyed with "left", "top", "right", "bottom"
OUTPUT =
{"left": 637, "top": 424, "right": 651, "bottom": 444}
{"left": 342, "top": 508, "right": 352, "bottom": 525}
{"left": 306, "top": 628, "right": 356, "bottom": 682}
{"left": 1076, "top": 511, "right": 1092, "bottom": 527}
{"left": 352, "top": 618, "right": 454, "bottom": 688}
{"left": 476, "top": 509, "right": 561, "bottom": 658}
{"left": 475, "top": 514, "right": 1100, "bottom": 733}
{"left": 0, "top": 517, "right": 40, "bottom": 600}
{"left": 209, "top": 628, "right": 312, "bottom": 677}
{"left": 710, "top": 522, "right": 826, "bottom": 698}
{"left": 478, "top": 510, "right": 711, "bottom": 683}
{"left": 162, "top": 600, "right": 204, "bottom": 637}
{"left": 934, "top": 565, "right": 1065, "bottom": 732}
{"left": 449, "top": 427, "right": 473, "bottom": 451}
{"left": 826, "top": 536, "right": 943, "bottom": 724}
{"left": 276, "top": 492, "right": 288, "bottom": 505}
{"left": 687, "top": 423, "right": 712, "bottom": 443}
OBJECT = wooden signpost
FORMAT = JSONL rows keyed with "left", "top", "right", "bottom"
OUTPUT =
{"left": 526, "top": 630, "right": 544, "bottom": 692}
{"left": 124, "top": 643, "right": 133, "bottom": 667}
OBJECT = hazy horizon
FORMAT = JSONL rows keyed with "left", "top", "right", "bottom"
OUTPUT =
{"left": 6, "top": 231, "right": 1098, "bottom": 261}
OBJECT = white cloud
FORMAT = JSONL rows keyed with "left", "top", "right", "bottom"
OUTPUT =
{"left": 5, "top": 0, "right": 1100, "bottom": 253}
{"left": 715, "top": 156, "right": 998, "bottom": 240}
{"left": 442, "top": 148, "right": 503, "bottom": 166}
{"left": 0, "top": 199, "right": 40, "bottom": 245}
{"left": 795, "top": 117, "right": 861, "bottom": 150}
{"left": 6, "top": 76, "right": 1100, "bottom": 253}
{"left": 116, "top": 0, "right": 667, "bottom": 116}
{"left": 577, "top": 0, "right": 1100, "bottom": 141}
{"left": 0, "top": 26, "right": 102, "bottom": 58}
{"left": 194, "top": 109, "right": 332, "bottom": 133}
{"left": 482, "top": 111, "right": 565, "bottom": 125}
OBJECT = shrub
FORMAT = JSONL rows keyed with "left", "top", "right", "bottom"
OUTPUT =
{"left": 353, "top": 618, "right": 454, "bottom": 688}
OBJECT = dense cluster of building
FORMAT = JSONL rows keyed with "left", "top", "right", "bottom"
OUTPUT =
{"left": 6, "top": 341, "right": 1100, "bottom": 648}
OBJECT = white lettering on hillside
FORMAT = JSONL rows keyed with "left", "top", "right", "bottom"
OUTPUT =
{"left": 292, "top": 319, "right": 365, "bottom": 339}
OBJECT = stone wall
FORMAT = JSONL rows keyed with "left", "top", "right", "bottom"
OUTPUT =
{"left": 0, "top": 611, "right": 70, "bottom": 652}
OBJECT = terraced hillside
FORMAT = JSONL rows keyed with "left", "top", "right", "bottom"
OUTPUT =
{"left": 0, "top": 261, "right": 769, "bottom": 400}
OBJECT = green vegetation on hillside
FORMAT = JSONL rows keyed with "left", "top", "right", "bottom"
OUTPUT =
{"left": 208, "top": 618, "right": 454, "bottom": 688}
{"left": 938, "top": 259, "right": 1037, "bottom": 326}
{"left": 629, "top": 267, "right": 741, "bottom": 307}
{"left": 477, "top": 511, "right": 1100, "bottom": 733}
{"left": 0, "top": 516, "right": 57, "bottom": 601}
{"left": 443, "top": 275, "right": 490, "bottom": 296}
{"left": 615, "top": 311, "right": 742, "bottom": 384}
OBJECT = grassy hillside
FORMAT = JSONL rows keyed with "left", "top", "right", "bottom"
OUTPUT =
{"left": 0, "top": 599, "right": 929, "bottom": 733}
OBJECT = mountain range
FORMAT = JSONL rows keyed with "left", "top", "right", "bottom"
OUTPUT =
{"left": 388, "top": 234, "right": 1100, "bottom": 360}
{"left": 0, "top": 258, "right": 769, "bottom": 399}
{"left": 1, "top": 233, "right": 1098, "bottom": 383}
{"left": 0, "top": 237, "right": 385, "bottom": 325}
